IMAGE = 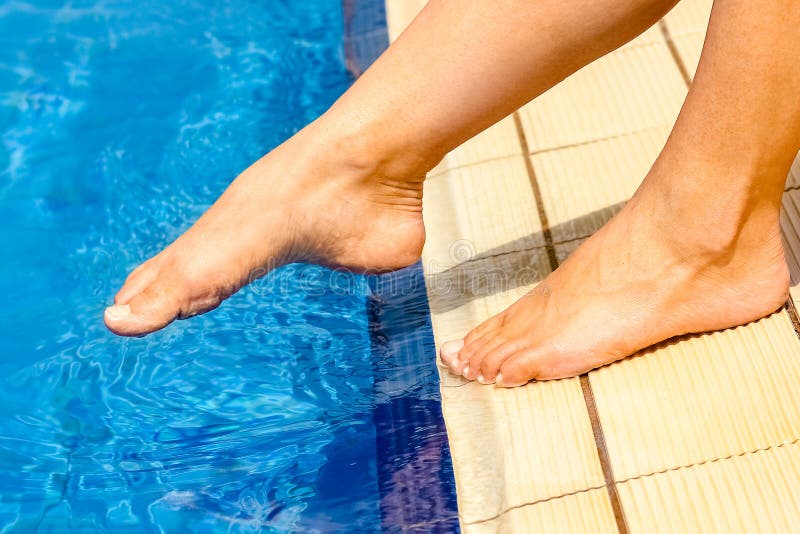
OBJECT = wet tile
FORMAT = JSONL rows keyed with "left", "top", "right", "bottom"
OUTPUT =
{"left": 462, "top": 488, "right": 617, "bottom": 534}
{"left": 422, "top": 250, "right": 604, "bottom": 524}
{"left": 438, "top": 377, "right": 605, "bottom": 524}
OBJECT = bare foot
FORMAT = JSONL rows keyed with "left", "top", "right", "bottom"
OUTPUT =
{"left": 440, "top": 173, "right": 790, "bottom": 386}
{"left": 105, "top": 122, "right": 427, "bottom": 336}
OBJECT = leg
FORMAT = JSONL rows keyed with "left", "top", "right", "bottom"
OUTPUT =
{"left": 443, "top": 0, "right": 800, "bottom": 386}
{"left": 106, "top": 0, "right": 678, "bottom": 335}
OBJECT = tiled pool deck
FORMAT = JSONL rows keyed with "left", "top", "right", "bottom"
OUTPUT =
{"left": 385, "top": 0, "right": 800, "bottom": 532}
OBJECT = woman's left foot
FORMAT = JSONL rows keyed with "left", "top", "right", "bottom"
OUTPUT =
{"left": 440, "top": 172, "right": 790, "bottom": 386}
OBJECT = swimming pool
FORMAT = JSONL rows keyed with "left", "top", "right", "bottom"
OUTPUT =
{"left": 0, "top": 1, "right": 457, "bottom": 531}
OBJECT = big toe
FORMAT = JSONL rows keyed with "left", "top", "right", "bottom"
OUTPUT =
{"left": 440, "top": 339, "right": 464, "bottom": 368}
{"left": 104, "top": 283, "right": 180, "bottom": 337}
{"left": 114, "top": 260, "right": 158, "bottom": 305}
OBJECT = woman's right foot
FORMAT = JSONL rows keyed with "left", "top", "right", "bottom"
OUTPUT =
{"left": 104, "top": 122, "right": 428, "bottom": 336}
{"left": 440, "top": 161, "right": 790, "bottom": 386}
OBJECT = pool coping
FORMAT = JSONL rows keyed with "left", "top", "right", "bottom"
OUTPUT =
{"left": 384, "top": 1, "right": 800, "bottom": 532}
{"left": 343, "top": 1, "right": 461, "bottom": 530}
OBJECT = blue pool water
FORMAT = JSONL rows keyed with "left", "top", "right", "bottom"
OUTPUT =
{"left": 0, "top": 1, "right": 457, "bottom": 531}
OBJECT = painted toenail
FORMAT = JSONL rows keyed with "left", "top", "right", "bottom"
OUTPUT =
{"left": 441, "top": 339, "right": 464, "bottom": 359}
{"left": 105, "top": 304, "right": 131, "bottom": 319}
{"left": 461, "top": 365, "right": 470, "bottom": 378}
{"left": 495, "top": 372, "right": 503, "bottom": 386}
{"left": 477, "top": 374, "right": 489, "bottom": 384}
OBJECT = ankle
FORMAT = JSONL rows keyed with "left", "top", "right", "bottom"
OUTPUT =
{"left": 307, "top": 111, "right": 442, "bottom": 185}
{"left": 634, "top": 176, "right": 782, "bottom": 264}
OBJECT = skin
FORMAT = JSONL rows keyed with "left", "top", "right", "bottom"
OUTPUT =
{"left": 107, "top": 0, "right": 798, "bottom": 388}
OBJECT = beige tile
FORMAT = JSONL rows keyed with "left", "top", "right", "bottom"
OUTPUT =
{"left": 590, "top": 310, "right": 800, "bottom": 481}
{"left": 618, "top": 441, "right": 800, "bottom": 533}
{"left": 619, "top": 24, "right": 664, "bottom": 51}
{"left": 423, "top": 245, "right": 603, "bottom": 525}
{"left": 663, "top": 0, "right": 713, "bottom": 37}
{"left": 438, "top": 377, "right": 605, "bottom": 524}
{"left": 668, "top": 31, "right": 706, "bottom": 80}
{"left": 781, "top": 188, "right": 800, "bottom": 285}
{"left": 385, "top": 0, "right": 427, "bottom": 42}
{"left": 435, "top": 117, "right": 522, "bottom": 173}
{"left": 662, "top": 0, "right": 712, "bottom": 79}
{"left": 462, "top": 488, "right": 618, "bottom": 534}
{"left": 531, "top": 126, "right": 669, "bottom": 242}
{"left": 421, "top": 156, "right": 544, "bottom": 275}
{"left": 518, "top": 41, "right": 686, "bottom": 152}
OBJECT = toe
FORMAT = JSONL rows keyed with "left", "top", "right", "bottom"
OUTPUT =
{"left": 104, "top": 282, "right": 180, "bottom": 336}
{"left": 440, "top": 339, "right": 464, "bottom": 368}
{"left": 477, "top": 342, "right": 521, "bottom": 384}
{"left": 115, "top": 260, "right": 159, "bottom": 305}
{"left": 497, "top": 351, "right": 544, "bottom": 387}
{"left": 466, "top": 337, "right": 506, "bottom": 381}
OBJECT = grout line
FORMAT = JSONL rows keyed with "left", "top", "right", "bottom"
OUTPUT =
{"left": 784, "top": 300, "right": 800, "bottom": 342}
{"left": 512, "top": 112, "right": 559, "bottom": 272}
{"left": 517, "top": 106, "right": 627, "bottom": 531}
{"left": 658, "top": 20, "right": 692, "bottom": 87}
{"left": 785, "top": 184, "right": 800, "bottom": 193}
{"left": 461, "top": 434, "right": 800, "bottom": 527}
{"left": 580, "top": 375, "right": 629, "bottom": 534}
{"left": 462, "top": 484, "right": 608, "bottom": 526}
{"left": 426, "top": 154, "right": 522, "bottom": 179}
{"left": 528, "top": 125, "right": 667, "bottom": 157}
{"left": 616, "top": 436, "right": 800, "bottom": 486}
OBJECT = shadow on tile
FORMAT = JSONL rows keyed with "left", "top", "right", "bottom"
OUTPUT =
{"left": 425, "top": 202, "right": 625, "bottom": 314}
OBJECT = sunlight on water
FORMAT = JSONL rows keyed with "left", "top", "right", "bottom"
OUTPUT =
{"left": 0, "top": 1, "right": 456, "bottom": 531}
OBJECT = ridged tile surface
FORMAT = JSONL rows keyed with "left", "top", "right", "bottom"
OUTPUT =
{"left": 438, "top": 377, "right": 605, "bottom": 524}
{"left": 430, "top": 117, "right": 523, "bottom": 176}
{"left": 532, "top": 125, "right": 670, "bottom": 242}
{"left": 518, "top": 40, "right": 686, "bottom": 152}
{"left": 618, "top": 441, "right": 800, "bottom": 533}
{"left": 590, "top": 311, "right": 800, "bottom": 481}
{"left": 462, "top": 488, "right": 618, "bottom": 534}
{"left": 422, "top": 156, "right": 544, "bottom": 275}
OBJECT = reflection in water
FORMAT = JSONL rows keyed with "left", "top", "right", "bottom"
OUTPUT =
{"left": 369, "top": 267, "right": 459, "bottom": 532}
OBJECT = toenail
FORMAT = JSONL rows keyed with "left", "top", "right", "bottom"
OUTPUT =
{"left": 461, "top": 365, "right": 470, "bottom": 379}
{"left": 477, "top": 374, "right": 490, "bottom": 384}
{"left": 105, "top": 304, "right": 131, "bottom": 320}
{"left": 495, "top": 372, "right": 503, "bottom": 387}
{"left": 441, "top": 339, "right": 465, "bottom": 359}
